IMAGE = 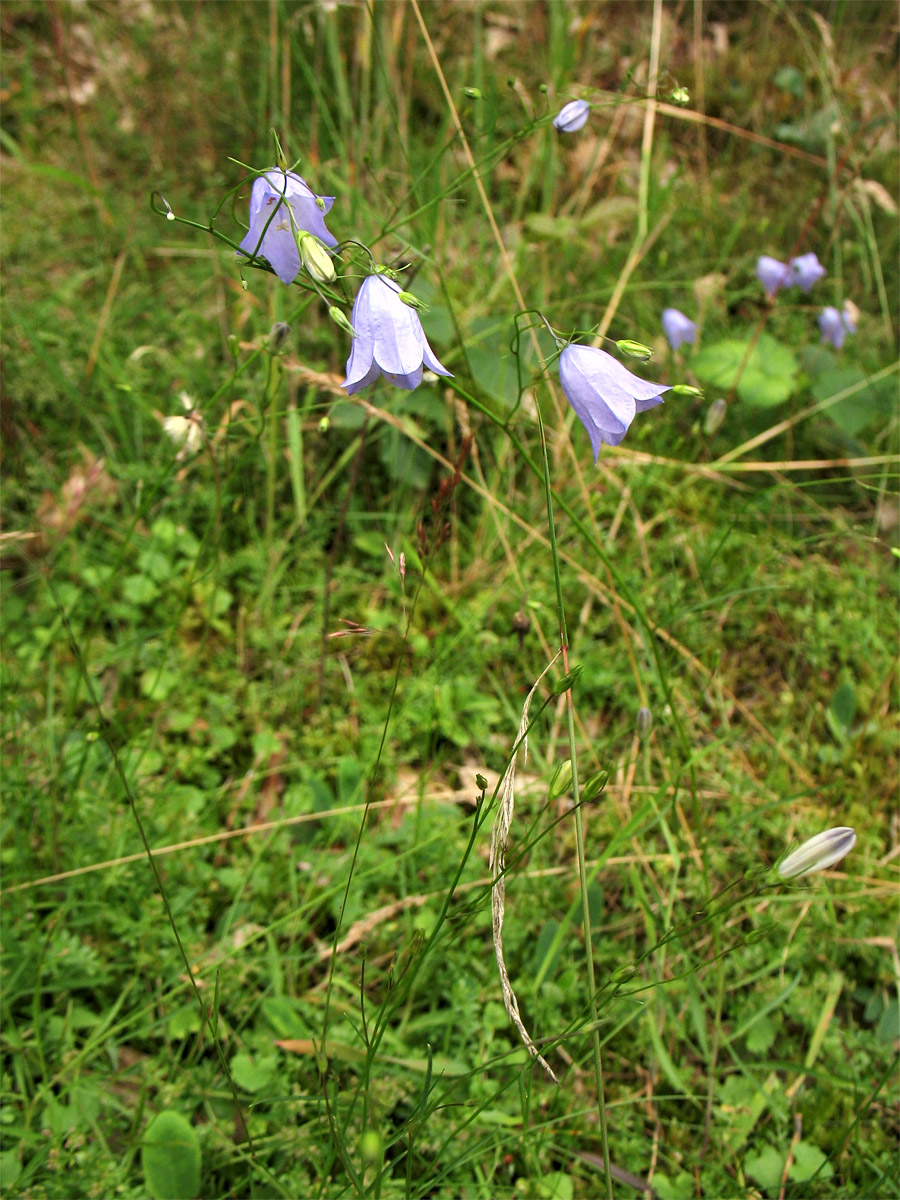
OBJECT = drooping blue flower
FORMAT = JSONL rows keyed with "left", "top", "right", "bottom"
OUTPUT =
{"left": 661, "top": 308, "right": 697, "bottom": 351}
{"left": 553, "top": 99, "right": 590, "bottom": 133}
{"left": 558, "top": 344, "right": 669, "bottom": 460}
{"left": 343, "top": 274, "right": 453, "bottom": 394}
{"left": 789, "top": 251, "right": 826, "bottom": 292}
{"left": 778, "top": 827, "right": 856, "bottom": 879}
{"left": 756, "top": 255, "right": 791, "bottom": 297}
{"left": 817, "top": 305, "right": 855, "bottom": 349}
{"left": 238, "top": 168, "right": 337, "bottom": 286}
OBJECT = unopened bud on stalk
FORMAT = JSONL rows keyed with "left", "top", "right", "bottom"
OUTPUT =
{"left": 704, "top": 398, "right": 727, "bottom": 435}
{"left": 581, "top": 769, "right": 609, "bottom": 802}
{"left": 616, "top": 339, "right": 653, "bottom": 361}
{"left": 463, "top": 87, "right": 482, "bottom": 99}
{"left": 226, "top": 334, "right": 240, "bottom": 359}
{"left": 268, "top": 321, "right": 292, "bottom": 352}
{"left": 328, "top": 306, "right": 357, "bottom": 337}
{"left": 777, "top": 827, "right": 856, "bottom": 879}
{"left": 298, "top": 233, "right": 336, "bottom": 283}
{"left": 671, "top": 384, "right": 703, "bottom": 397}
{"left": 398, "top": 290, "right": 428, "bottom": 312}
{"left": 475, "top": 773, "right": 489, "bottom": 792}
{"left": 552, "top": 665, "right": 583, "bottom": 696}
{"left": 636, "top": 706, "right": 653, "bottom": 739}
{"left": 670, "top": 86, "right": 690, "bottom": 105}
{"left": 549, "top": 760, "right": 573, "bottom": 801}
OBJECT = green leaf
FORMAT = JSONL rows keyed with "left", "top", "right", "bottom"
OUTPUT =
{"left": 789, "top": 1140, "right": 834, "bottom": 1182}
{"left": 692, "top": 335, "right": 798, "bottom": 407}
{"left": 141, "top": 1110, "right": 201, "bottom": 1200}
{"left": 810, "top": 366, "right": 896, "bottom": 436}
{"left": 745, "top": 1014, "right": 778, "bottom": 1055}
{"left": 826, "top": 680, "right": 856, "bottom": 743}
{"left": 876, "top": 998, "right": 899, "bottom": 1043}
{"left": 123, "top": 574, "right": 160, "bottom": 605}
{"left": 745, "top": 1144, "right": 784, "bottom": 1191}
{"left": 230, "top": 1052, "right": 279, "bottom": 1093}
{"left": 140, "top": 667, "right": 179, "bottom": 702}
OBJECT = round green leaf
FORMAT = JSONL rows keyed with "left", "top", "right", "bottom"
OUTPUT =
{"left": 141, "top": 1110, "right": 201, "bottom": 1200}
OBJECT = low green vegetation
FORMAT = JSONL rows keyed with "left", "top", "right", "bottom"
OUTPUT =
{"left": 2, "top": 2, "right": 897, "bottom": 1198}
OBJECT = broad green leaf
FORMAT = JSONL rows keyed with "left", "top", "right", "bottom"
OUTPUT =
{"left": 230, "top": 1052, "right": 278, "bottom": 1093}
{"left": 141, "top": 1110, "right": 201, "bottom": 1200}
{"left": 789, "top": 1140, "right": 834, "bottom": 1182}
{"left": 745, "top": 1144, "right": 784, "bottom": 1191}
{"left": 692, "top": 335, "right": 798, "bottom": 407}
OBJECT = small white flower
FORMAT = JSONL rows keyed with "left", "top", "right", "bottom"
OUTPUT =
{"left": 778, "top": 827, "right": 857, "bottom": 879}
{"left": 162, "top": 392, "right": 204, "bottom": 456}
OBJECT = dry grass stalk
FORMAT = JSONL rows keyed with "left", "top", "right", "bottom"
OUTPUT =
{"left": 490, "top": 653, "right": 561, "bottom": 1084}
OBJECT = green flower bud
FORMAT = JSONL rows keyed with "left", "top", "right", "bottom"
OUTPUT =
{"left": 616, "top": 339, "right": 653, "bottom": 361}
{"left": 548, "top": 760, "right": 573, "bottom": 801}
{"left": 671, "top": 384, "right": 703, "bottom": 397}
{"left": 268, "top": 321, "right": 291, "bottom": 353}
{"left": 475, "top": 773, "right": 489, "bottom": 792}
{"left": 318, "top": 416, "right": 330, "bottom": 434}
{"left": 670, "top": 86, "right": 690, "bottom": 105}
{"left": 328, "top": 306, "right": 357, "bottom": 337}
{"left": 581, "top": 769, "right": 609, "bottom": 802}
{"left": 398, "top": 290, "right": 428, "bottom": 312}
{"left": 226, "top": 334, "right": 240, "bottom": 359}
{"left": 552, "top": 665, "right": 583, "bottom": 696}
{"left": 636, "top": 706, "right": 653, "bottom": 739}
{"left": 298, "top": 233, "right": 336, "bottom": 284}
{"left": 463, "top": 87, "right": 482, "bottom": 99}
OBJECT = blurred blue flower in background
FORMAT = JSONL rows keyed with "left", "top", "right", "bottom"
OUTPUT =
{"left": 789, "top": 251, "right": 826, "bottom": 291}
{"left": 553, "top": 99, "right": 590, "bottom": 133}
{"left": 661, "top": 308, "right": 697, "bottom": 351}
{"left": 558, "top": 344, "right": 669, "bottom": 460}
{"left": 343, "top": 274, "right": 452, "bottom": 394}
{"left": 756, "top": 255, "right": 791, "bottom": 296}
{"left": 238, "top": 168, "right": 337, "bottom": 285}
{"left": 818, "top": 305, "right": 856, "bottom": 349}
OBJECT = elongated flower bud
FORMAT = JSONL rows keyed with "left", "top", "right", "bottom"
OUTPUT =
{"left": 616, "top": 339, "right": 653, "bottom": 361}
{"left": 778, "top": 827, "right": 856, "bottom": 879}
{"left": 704, "top": 398, "right": 727, "bottom": 435}
{"left": 298, "top": 233, "right": 336, "bottom": 283}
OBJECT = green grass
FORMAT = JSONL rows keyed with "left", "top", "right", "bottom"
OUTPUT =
{"left": 2, "top": 2, "right": 898, "bottom": 1198}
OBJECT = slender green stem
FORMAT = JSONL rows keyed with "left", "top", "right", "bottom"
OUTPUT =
{"left": 536, "top": 407, "right": 613, "bottom": 1200}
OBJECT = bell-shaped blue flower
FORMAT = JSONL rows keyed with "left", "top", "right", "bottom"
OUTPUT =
{"left": 343, "top": 274, "right": 453, "bottom": 394}
{"left": 558, "top": 345, "right": 669, "bottom": 460}
{"left": 817, "top": 305, "right": 855, "bottom": 349}
{"left": 661, "top": 308, "right": 697, "bottom": 351}
{"left": 756, "top": 255, "right": 791, "bottom": 297}
{"left": 553, "top": 99, "right": 590, "bottom": 133}
{"left": 789, "top": 252, "right": 826, "bottom": 292}
{"left": 238, "top": 168, "right": 337, "bottom": 286}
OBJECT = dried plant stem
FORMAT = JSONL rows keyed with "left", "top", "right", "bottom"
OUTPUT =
{"left": 490, "top": 653, "right": 562, "bottom": 1085}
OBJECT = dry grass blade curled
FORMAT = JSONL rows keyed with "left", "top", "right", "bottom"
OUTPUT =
{"left": 490, "top": 652, "right": 561, "bottom": 1084}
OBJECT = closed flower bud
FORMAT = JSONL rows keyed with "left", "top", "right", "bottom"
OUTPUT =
{"left": 475, "top": 773, "right": 489, "bottom": 792}
{"left": 318, "top": 416, "right": 330, "bottom": 433}
{"left": 268, "top": 321, "right": 292, "bottom": 352}
{"left": 581, "top": 769, "right": 609, "bottom": 802}
{"left": 636, "top": 706, "right": 653, "bottom": 739}
{"left": 298, "top": 233, "right": 336, "bottom": 283}
{"left": 704, "top": 397, "right": 727, "bottom": 435}
{"left": 616, "top": 339, "right": 654, "bottom": 361}
{"left": 226, "top": 334, "right": 240, "bottom": 359}
{"left": 671, "top": 384, "right": 703, "bottom": 397}
{"left": 549, "top": 760, "right": 573, "bottom": 800}
{"left": 777, "top": 827, "right": 856, "bottom": 879}
{"left": 553, "top": 99, "right": 590, "bottom": 133}
{"left": 463, "top": 87, "right": 482, "bottom": 99}
{"left": 328, "top": 306, "right": 357, "bottom": 336}
{"left": 670, "top": 86, "right": 690, "bottom": 105}
{"left": 552, "top": 665, "right": 583, "bottom": 695}
{"left": 397, "top": 290, "right": 428, "bottom": 312}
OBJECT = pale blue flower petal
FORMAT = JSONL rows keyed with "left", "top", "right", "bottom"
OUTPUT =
{"left": 778, "top": 827, "right": 856, "bottom": 879}
{"left": 789, "top": 252, "right": 826, "bottom": 292}
{"left": 341, "top": 275, "right": 453, "bottom": 394}
{"left": 756, "top": 255, "right": 791, "bottom": 296}
{"left": 661, "top": 307, "right": 697, "bottom": 351}
{"left": 818, "top": 306, "right": 848, "bottom": 349}
{"left": 553, "top": 99, "right": 590, "bottom": 133}
{"left": 558, "top": 345, "right": 668, "bottom": 461}
{"left": 237, "top": 168, "right": 337, "bottom": 285}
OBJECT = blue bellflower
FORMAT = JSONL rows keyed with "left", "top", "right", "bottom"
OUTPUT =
{"left": 789, "top": 252, "right": 826, "bottom": 292}
{"left": 238, "top": 168, "right": 337, "bottom": 286}
{"left": 756, "top": 255, "right": 791, "bottom": 297}
{"left": 558, "top": 345, "right": 669, "bottom": 460}
{"left": 553, "top": 99, "right": 590, "bottom": 133}
{"left": 343, "top": 274, "right": 453, "bottom": 394}
{"left": 661, "top": 308, "right": 697, "bottom": 351}
{"left": 818, "top": 305, "right": 855, "bottom": 349}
